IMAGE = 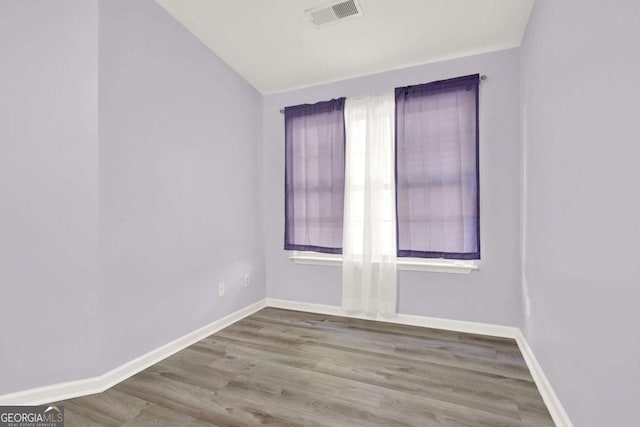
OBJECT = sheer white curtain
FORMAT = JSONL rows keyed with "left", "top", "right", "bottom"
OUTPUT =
{"left": 342, "top": 93, "right": 397, "bottom": 316}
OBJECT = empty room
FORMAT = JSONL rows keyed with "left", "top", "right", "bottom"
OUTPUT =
{"left": 1, "top": 0, "right": 638, "bottom": 426}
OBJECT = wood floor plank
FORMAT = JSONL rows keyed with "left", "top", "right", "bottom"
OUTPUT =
{"left": 60, "top": 388, "right": 149, "bottom": 426}
{"left": 54, "top": 308, "right": 554, "bottom": 426}
{"left": 241, "top": 314, "right": 532, "bottom": 379}
{"left": 217, "top": 353, "right": 527, "bottom": 427}
{"left": 120, "top": 403, "right": 219, "bottom": 427}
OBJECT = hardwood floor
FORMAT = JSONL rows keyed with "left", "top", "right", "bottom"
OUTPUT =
{"left": 56, "top": 308, "right": 554, "bottom": 426}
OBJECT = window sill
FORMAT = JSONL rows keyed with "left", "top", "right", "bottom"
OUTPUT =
{"left": 289, "top": 252, "right": 478, "bottom": 274}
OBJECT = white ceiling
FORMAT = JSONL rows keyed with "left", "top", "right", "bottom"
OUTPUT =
{"left": 155, "top": 0, "right": 534, "bottom": 94}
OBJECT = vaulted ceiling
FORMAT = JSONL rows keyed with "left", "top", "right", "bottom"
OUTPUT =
{"left": 155, "top": 0, "right": 534, "bottom": 94}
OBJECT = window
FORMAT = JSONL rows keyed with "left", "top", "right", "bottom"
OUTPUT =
{"left": 284, "top": 98, "right": 346, "bottom": 254}
{"left": 396, "top": 75, "right": 480, "bottom": 259}
{"left": 343, "top": 94, "right": 396, "bottom": 263}
{"left": 284, "top": 74, "right": 480, "bottom": 264}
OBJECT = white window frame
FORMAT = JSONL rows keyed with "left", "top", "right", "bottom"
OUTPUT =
{"left": 289, "top": 251, "right": 478, "bottom": 274}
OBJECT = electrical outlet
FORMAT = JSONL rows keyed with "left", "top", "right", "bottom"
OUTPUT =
{"left": 218, "top": 282, "right": 225, "bottom": 297}
{"left": 525, "top": 296, "right": 531, "bottom": 317}
{"left": 243, "top": 274, "right": 251, "bottom": 288}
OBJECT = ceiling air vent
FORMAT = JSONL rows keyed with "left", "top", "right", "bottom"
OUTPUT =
{"left": 306, "top": 0, "right": 364, "bottom": 28}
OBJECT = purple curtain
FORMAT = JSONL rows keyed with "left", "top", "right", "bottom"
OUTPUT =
{"left": 395, "top": 74, "right": 480, "bottom": 259}
{"left": 284, "top": 98, "right": 346, "bottom": 253}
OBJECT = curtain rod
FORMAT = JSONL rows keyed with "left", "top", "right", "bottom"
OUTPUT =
{"left": 279, "top": 74, "right": 487, "bottom": 114}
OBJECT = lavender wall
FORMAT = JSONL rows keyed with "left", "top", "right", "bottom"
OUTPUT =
{"left": 0, "top": 1, "right": 100, "bottom": 393}
{"left": 97, "top": 0, "right": 265, "bottom": 371}
{"left": 263, "top": 49, "right": 524, "bottom": 327}
{"left": 521, "top": 0, "right": 640, "bottom": 424}
{"left": 2, "top": 0, "right": 265, "bottom": 395}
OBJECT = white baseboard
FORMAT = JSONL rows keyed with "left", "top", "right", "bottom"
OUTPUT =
{"left": 513, "top": 329, "right": 573, "bottom": 427}
{"left": 265, "top": 298, "right": 518, "bottom": 338}
{"left": 0, "top": 299, "right": 267, "bottom": 406}
{"left": 266, "top": 298, "right": 573, "bottom": 427}
{"left": 0, "top": 297, "right": 572, "bottom": 426}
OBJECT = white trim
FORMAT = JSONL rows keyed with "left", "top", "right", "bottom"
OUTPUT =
{"left": 0, "top": 297, "right": 572, "bottom": 427}
{"left": 265, "top": 298, "right": 512, "bottom": 337}
{"left": 290, "top": 252, "right": 342, "bottom": 267}
{"left": 289, "top": 251, "right": 478, "bottom": 274}
{"left": 513, "top": 329, "right": 573, "bottom": 427}
{"left": 265, "top": 298, "right": 573, "bottom": 427}
{"left": 0, "top": 299, "right": 267, "bottom": 406}
{"left": 397, "top": 258, "right": 478, "bottom": 274}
